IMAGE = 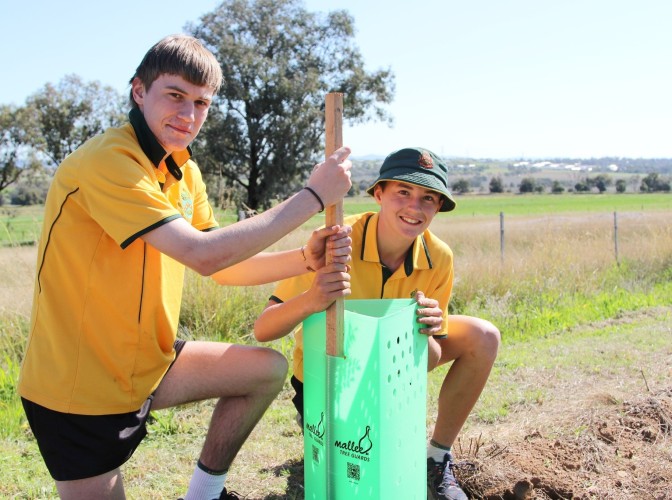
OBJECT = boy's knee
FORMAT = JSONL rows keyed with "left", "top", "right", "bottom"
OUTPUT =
{"left": 478, "top": 321, "right": 501, "bottom": 360}
{"left": 259, "top": 347, "right": 289, "bottom": 385}
{"left": 427, "top": 338, "right": 441, "bottom": 371}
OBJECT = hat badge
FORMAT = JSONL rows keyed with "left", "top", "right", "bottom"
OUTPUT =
{"left": 418, "top": 151, "right": 433, "bottom": 169}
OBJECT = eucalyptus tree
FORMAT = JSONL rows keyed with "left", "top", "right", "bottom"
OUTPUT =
{"left": 0, "top": 104, "right": 42, "bottom": 195}
{"left": 23, "top": 75, "right": 126, "bottom": 168}
{"left": 189, "top": 0, "right": 394, "bottom": 209}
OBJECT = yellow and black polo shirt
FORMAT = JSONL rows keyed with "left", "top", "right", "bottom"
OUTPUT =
{"left": 19, "top": 108, "right": 218, "bottom": 415}
{"left": 271, "top": 212, "right": 454, "bottom": 382}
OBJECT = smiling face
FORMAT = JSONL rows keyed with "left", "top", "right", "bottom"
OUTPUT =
{"left": 373, "top": 181, "right": 443, "bottom": 244}
{"left": 131, "top": 74, "right": 213, "bottom": 155}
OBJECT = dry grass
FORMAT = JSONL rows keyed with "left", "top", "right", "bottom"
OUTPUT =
{"left": 0, "top": 246, "right": 36, "bottom": 318}
{"left": 429, "top": 211, "right": 672, "bottom": 302}
{"left": 448, "top": 307, "right": 672, "bottom": 499}
{"left": 3, "top": 210, "right": 670, "bottom": 321}
{"left": 1, "top": 209, "right": 671, "bottom": 498}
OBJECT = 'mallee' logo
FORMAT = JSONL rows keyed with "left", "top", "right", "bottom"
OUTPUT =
{"left": 334, "top": 425, "right": 373, "bottom": 457}
{"left": 306, "top": 412, "right": 325, "bottom": 439}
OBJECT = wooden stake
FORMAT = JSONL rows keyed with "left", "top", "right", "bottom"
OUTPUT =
{"left": 324, "top": 93, "right": 344, "bottom": 358}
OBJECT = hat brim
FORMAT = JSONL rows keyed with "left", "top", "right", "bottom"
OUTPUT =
{"left": 366, "top": 171, "right": 456, "bottom": 212}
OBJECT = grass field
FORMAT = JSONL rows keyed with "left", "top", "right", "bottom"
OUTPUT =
{"left": 2, "top": 192, "right": 671, "bottom": 246}
{"left": 1, "top": 192, "right": 671, "bottom": 497}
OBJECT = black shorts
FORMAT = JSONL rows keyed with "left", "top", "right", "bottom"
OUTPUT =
{"left": 21, "top": 339, "right": 187, "bottom": 481}
{"left": 291, "top": 375, "right": 304, "bottom": 420}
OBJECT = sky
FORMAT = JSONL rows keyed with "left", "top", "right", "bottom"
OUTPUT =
{"left": 1, "top": 0, "right": 671, "bottom": 159}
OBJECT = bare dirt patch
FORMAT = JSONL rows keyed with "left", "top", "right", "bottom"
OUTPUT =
{"left": 446, "top": 308, "right": 672, "bottom": 500}
{"left": 453, "top": 388, "right": 671, "bottom": 499}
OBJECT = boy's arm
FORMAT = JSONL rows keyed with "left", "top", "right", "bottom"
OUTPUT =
{"left": 211, "top": 225, "right": 352, "bottom": 286}
{"left": 142, "top": 147, "right": 351, "bottom": 276}
{"left": 254, "top": 262, "right": 351, "bottom": 342}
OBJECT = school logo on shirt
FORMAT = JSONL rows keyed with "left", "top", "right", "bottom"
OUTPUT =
{"left": 179, "top": 191, "right": 194, "bottom": 222}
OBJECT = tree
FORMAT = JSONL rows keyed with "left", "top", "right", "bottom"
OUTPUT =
{"left": 189, "top": 0, "right": 394, "bottom": 209}
{"left": 451, "top": 178, "right": 470, "bottom": 194}
{"left": 0, "top": 104, "right": 41, "bottom": 195}
{"left": 640, "top": 173, "right": 659, "bottom": 192}
{"left": 574, "top": 181, "right": 590, "bottom": 192}
{"left": 489, "top": 176, "right": 503, "bottom": 193}
{"left": 0, "top": 105, "right": 23, "bottom": 194}
{"left": 589, "top": 174, "right": 612, "bottom": 193}
{"left": 23, "top": 75, "right": 126, "bottom": 168}
{"left": 615, "top": 179, "right": 627, "bottom": 193}
{"left": 519, "top": 177, "right": 536, "bottom": 193}
{"left": 640, "top": 172, "right": 671, "bottom": 192}
{"left": 551, "top": 181, "right": 565, "bottom": 194}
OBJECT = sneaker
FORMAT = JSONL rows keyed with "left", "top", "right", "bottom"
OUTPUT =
{"left": 178, "top": 488, "right": 243, "bottom": 500}
{"left": 427, "top": 453, "right": 468, "bottom": 500}
{"left": 216, "top": 488, "right": 242, "bottom": 499}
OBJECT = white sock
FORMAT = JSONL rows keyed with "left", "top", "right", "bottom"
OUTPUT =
{"left": 428, "top": 439, "right": 452, "bottom": 462}
{"left": 183, "top": 461, "right": 227, "bottom": 500}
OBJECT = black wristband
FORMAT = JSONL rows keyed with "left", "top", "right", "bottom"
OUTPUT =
{"left": 303, "top": 186, "right": 325, "bottom": 212}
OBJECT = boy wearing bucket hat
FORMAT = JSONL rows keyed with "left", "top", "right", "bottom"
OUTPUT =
{"left": 255, "top": 147, "right": 501, "bottom": 500}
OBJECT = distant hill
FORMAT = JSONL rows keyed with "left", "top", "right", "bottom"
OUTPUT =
{"left": 350, "top": 156, "right": 672, "bottom": 194}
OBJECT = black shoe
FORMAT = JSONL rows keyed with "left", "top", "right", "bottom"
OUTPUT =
{"left": 216, "top": 487, "right": 243, "bottom": 499}
{"left": 427, "top": 453, "right": 468, "bottom": 500}
{"left": 178, "top": 487, "right": 243, "bottom": 500}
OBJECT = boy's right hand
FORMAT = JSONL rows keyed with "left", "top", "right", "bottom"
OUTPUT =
{"left": 306, "top": 262, "right": 351, "bottom": 314}
{"left": 304, "top": 224, "right": 352, "bottom": 271}
{"left": 414, "top": 291, "right": 445, "bottom": 337}
{"left": 306, "top": 146, "right": 352, "bottom": 207}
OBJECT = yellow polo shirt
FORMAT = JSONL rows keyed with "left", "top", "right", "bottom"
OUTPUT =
{"left": 19, "top": 109, "right": 218, "bottom": 415}
{"left": 271, "top": 212, "right": 454, "bottom": 382}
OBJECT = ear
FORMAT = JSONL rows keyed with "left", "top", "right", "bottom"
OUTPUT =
{"left": 131, "top": 77, "right": 145, "bottom": 108}
{"left": 373, "top": 184, "right": 384, "bottom": 206}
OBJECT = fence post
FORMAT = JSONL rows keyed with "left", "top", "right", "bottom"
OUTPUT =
{"left": 500, "top": 211, "right": 505, "bottom": 265}
{"left": 613, "top": 211, "right": 619, "bottom": 265}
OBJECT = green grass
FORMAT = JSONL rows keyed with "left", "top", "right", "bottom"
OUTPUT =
{"left": 461, "top": 269, "right": 672, "bottom": 343}
{"left": 2, "top": 192, "right": 670, "bottom": 246}
{"left": 343, "top": 192, "right": 672, "bottom": 218}
{"left": 0, "top": 357, "right": 24, "bottom": 439}
{"left": 446, "top": 307, "right": 672, "bottom": 427}
{"left": 0, "top": 206, "right": 44, "bottom": 247}
{"left": 441, "top": 192, "right": 672, "bottom": 217}
{"left": 1, "top": 192, "right": 671, "bottom": 496}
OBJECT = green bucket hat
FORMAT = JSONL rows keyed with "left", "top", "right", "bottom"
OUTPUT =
{"left": 366, "top": 147, "right": 456, "bottom": 212}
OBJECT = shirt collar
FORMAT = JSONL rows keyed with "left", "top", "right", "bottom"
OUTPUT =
{"left": 128, "top": 107, "right": 192, "bottom": 181}
{"left": 360, "top": 212, "right": 433, "bottom": 276}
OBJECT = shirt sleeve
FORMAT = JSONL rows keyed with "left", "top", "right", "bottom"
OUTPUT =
{"left": 272, "top": 272, "right": 315, "bottom": 303}
{"left": 77, "top": 144, "right": 181, "bottom": 247}
{"left": 183, "top": 160, "right": 218, "bottom": 232}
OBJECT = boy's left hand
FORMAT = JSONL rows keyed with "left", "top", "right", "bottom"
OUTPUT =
{"left": 414, "top": 291, "right": 444, "bottom": 336}
{"left": 304, "top": 225, "right": 352, "bottom": 271}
